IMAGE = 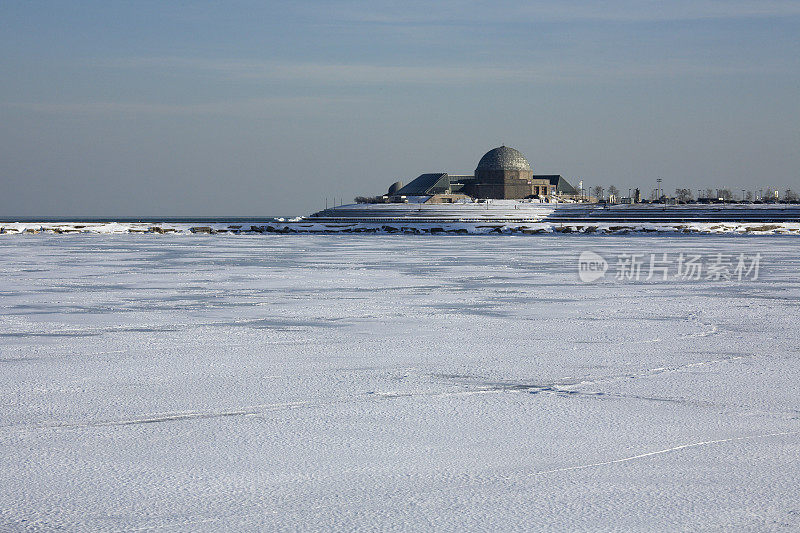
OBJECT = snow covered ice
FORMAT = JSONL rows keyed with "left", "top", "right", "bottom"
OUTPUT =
{"left": 2, "top": 233, "right": 800, "bottom": 530}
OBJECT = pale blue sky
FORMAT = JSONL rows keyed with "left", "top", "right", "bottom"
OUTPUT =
{"left": 1, "top": 1, "right": 798, "bottom": 216}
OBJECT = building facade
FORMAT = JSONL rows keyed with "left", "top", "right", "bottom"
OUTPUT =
{"left": 466, "top": 146, "right": 552, "bottom": 199}
{"left": 388, "top": 146, "right": 575, "bottom": 201}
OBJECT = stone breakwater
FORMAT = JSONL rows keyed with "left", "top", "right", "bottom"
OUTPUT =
{"left": 2, "top": 221, "right": 800, "bottom": 235}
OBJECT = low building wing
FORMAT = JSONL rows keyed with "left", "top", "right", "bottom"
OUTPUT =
{"left": 394, "top": 173, "right": 451, "bottom": 196}
{"left": 537, "top": 175, "right": 578, "bottom": 195}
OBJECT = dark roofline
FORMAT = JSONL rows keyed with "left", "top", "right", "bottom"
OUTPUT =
{"left": 535, "top": 175, "right": 578, "bottom": 195}
{"left": 394, "top": 173, "right": 450, "bottom": 196}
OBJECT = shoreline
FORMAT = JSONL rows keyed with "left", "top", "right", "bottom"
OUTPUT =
{"left": 2, "top": 220, "right": 799, "bottom": 235}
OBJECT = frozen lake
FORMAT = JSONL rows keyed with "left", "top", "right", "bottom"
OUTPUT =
{"left": 2, "top": 234, "right": 799, "bottom": 531}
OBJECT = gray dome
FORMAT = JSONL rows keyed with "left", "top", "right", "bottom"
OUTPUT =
{"left": 475, "top": 146, "right": 531, "bottom": 172}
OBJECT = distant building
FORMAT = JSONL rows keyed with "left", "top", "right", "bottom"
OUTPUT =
{"left": 388, "top": 146, "right": 578, "bottom": 202}
{"left": 540, "top": 175, "right": 580, "bottom": 198}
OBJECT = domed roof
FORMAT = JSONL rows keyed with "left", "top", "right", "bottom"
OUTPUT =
{"left": 476, "top": 146, "right": 531, "bottom": 172}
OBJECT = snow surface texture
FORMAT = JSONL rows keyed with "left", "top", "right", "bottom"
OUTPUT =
{"left": 1, "top": 234, "right": 799, "bottom": 531}
{"left": 2, "top": 220, "right": 800, "bottom": 235}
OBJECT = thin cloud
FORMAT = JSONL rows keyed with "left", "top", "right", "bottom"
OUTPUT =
{"left": 94, "top": 56, "right": 783, "bottom": 86}
{"left": 3, "top": 95, "right": 362, "bottom": 116}
{"left": 325, "top": 0, "right": 800, "bottom": 25}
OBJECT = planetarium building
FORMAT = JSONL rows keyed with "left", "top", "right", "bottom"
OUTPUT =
{"left": 389, "top": 146, "right": 577, "bottom": 201}
{"left": 304, "top": 145, "right": 800, "bottom": 227}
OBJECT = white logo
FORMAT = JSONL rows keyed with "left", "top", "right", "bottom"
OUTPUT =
{"left": 578, "top": 251, "right": 608, "bottom": 282}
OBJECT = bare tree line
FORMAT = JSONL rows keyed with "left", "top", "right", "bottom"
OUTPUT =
{"left": 586, "top": 184, "right": 799, "bottom": 203}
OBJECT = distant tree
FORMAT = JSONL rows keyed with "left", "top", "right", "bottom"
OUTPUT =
{"left": 354, "top": 196, "right": 383, "bottom": 204}
{"left": 675, "top": 188, "right": 693, "bottom": 202}
{"left": 704, "top": 188, "right": 715, "bottom": 199}
{"left": 608, "top": 185, "right": 620, "bottom": 202}
{"left": 591, "top": 185, "right": 603, "bottom": 201}
{"left": 745, "top": 190, "right": 754, "bottom": 202}
{"left": 785, "top": 189, "right": 799, "bottom": 202}
{"left": 717, "top": 189, "right": 733, "bottom": 201}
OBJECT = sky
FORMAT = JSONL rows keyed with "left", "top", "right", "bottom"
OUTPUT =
{"left": 1, "top": 1, "right": 798, "bottom": 216}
